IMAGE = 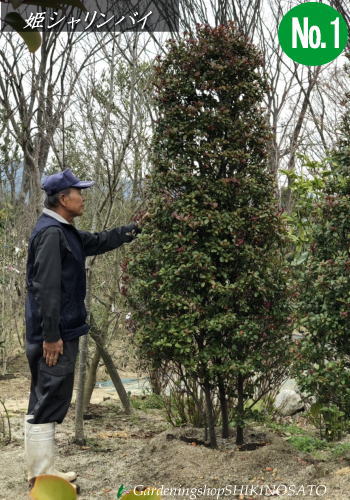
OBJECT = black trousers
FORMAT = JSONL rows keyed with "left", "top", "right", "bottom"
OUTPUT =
{"left": 26, "top": 339, "right": 79, "bottom": 424}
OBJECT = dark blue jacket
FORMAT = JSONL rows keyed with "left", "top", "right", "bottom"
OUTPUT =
{"left": 25, "top": 214, "right": 139, "bottom": 343}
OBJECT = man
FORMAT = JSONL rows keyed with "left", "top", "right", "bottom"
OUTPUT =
{"left": 24, "top": 168, "right": 140, "bottom": 486}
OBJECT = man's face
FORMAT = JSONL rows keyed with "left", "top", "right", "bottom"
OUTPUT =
{"left": 60, "top": 188, "right": 85, "bottom": 217}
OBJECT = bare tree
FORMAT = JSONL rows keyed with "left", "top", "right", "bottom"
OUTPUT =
{"left": 0, "top": 30, "right": 109, "bottom": 216}
{"left": 55, "top": 32, "right": 154, "bottom": 443}
{"left": 331, "top": 0, "right": 350, "bottom": 43}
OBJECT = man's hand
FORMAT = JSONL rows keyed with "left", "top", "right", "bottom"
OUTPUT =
{"left": 43, "top": 339, "right": 64, "bottom": 367}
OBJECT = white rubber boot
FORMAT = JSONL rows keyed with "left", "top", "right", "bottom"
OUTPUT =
{"left": 24, "top": 415, "right": 77, "bottom": 482}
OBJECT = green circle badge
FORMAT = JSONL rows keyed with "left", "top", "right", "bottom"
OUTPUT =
{"left": 278, "top": 2, "right": 348, "bottom": 66}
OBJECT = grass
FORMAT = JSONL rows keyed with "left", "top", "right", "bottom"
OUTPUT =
{"left": 128, "top": 393, "right": 350, "bottom": 460}
{"left": 266, "top": 420, "right": 350, "bottom": 458}
{"left": 130, "top": 393, "right": 164, "bottom": 411}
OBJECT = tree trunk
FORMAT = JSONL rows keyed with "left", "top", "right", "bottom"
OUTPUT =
{"left": 83, "top": 346, "right": 101, "bottom": 412}
{"left": 74, "top": 334, "right": 89, "bottom": 444}
{"left": 149, "top": 365, "right": 163, "bottom": 395}
{"left": 203, "top": 378, "right": 217, "bottom": 448}
{"left": 218, "top": 375, "right": 229, "bottom": 439}
{"left": 81, "top": 250, "right": 123, "bottom": 411}
{"left": 284, "top": 68, "right": 321, "bottom": 213}
{"left": 74, "top": 262, "right": 93, "bottom": 445}
{"left": 89, "top": 315, "right": 132, "bottom": 414}
{"left": 236, "top": 373, "right": 245, "bottom": 446}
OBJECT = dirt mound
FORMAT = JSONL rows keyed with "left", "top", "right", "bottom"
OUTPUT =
{"left": 1, "top": 375, "right": 350, "bottom": 499}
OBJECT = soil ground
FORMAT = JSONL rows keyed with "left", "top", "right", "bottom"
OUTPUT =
{"left": 2, "top": 355, "right": 350, "bottom": 500}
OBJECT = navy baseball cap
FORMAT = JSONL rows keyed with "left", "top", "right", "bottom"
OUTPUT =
{"left": 41, "top": 168, "right": 95, "bottom": 195}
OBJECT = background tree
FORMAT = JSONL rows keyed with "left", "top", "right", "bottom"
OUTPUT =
{"left": 46, "top": 33, "right": 154, "bottom": 442}
{"left": 126, "top": 23, "right": 293, "bottom": 447}
{"left": 294, "top": 109, "right": 350, "bottom": 441}
{"left": 0, "top": 30, "right": 107, "bottom": 215}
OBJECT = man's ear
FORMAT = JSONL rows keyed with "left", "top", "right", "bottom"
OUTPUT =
{"left": 58, "top": 192, "right": 68, "bottom": 208}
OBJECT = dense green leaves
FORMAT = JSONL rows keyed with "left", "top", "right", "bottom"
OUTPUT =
{"left": 294, "top": 112, "right": 350, "bottom": 440}
{"left": 126, "top": 23, "right": 293, "bottom": 445}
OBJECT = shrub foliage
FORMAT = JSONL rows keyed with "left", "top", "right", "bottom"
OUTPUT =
{"left": 126, "top": 23, "right": 292, "bottom": 446}
{"left": 294, "top": 114, "right": 350, "bottom": 440}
